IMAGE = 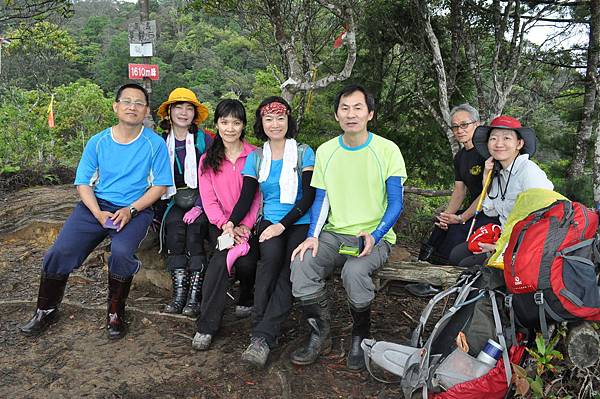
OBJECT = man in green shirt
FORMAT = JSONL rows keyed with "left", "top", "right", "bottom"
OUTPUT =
{"left": 289, "top": 84, "right": 407, "bottom": 370}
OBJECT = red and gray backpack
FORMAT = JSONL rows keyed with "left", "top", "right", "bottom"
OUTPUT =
{"left": 503, "top": 200, "right": 600, "bottom": 336}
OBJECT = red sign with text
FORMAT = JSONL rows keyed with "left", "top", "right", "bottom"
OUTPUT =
{"left": 128, "top": 64, "right": 159, "bottom": 81}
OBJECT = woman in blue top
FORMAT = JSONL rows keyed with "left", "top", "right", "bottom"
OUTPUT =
{"left": 227, "top": 96, "right": 316, "bottom": 368}
{"left": 155, "top": 88, "right": 214, "bottom": 317}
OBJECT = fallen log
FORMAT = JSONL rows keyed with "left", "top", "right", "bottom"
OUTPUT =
{"left": 377, "top": 261, "right": 463, "bottom": 288}
{"left": 404, "top": 187, "right": 452, "bottom": 197}
{"left": 566, "top": 322, "right": 600, "bottom": 369}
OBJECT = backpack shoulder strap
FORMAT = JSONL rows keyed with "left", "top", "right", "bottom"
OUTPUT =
{"left": 296, "top": 143, "right": 309, "bottom": 173}
{"left": 254, "top": 143, "right": 305, "bottom": 176}
{"left": 193, "top": 128, "right": 204, "bottom": 153}
{"left": 254, "top": 147, "right": 264, "bottom": 175}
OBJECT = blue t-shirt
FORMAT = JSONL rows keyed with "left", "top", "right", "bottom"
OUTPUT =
{"left": 242, "top": 146, "right": 315, "bottom": 225}
{"left": 75, "top": 127, "right": 173, "bottom": 207}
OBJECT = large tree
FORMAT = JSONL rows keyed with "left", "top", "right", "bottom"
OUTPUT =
{"left": 569, "top": 0, "right": 599, "bottom": 180}
{"left": 405, "top": 0, "right": 581, "bottom": 155}
{"left": 200, "top": 0, "right": 359, "bottom": 105}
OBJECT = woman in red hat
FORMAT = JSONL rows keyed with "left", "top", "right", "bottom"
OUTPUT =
{"left": 449, "top": 115, "right": 553, "bottom": 267}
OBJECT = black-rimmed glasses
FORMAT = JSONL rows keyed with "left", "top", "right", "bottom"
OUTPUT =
{"left": 450, "top": 121, "right": 475, "bottom": 131}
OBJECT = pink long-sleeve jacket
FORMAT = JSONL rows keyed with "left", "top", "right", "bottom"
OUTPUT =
{"left": 198, "top": 141, "right": 260, "bottom": 229}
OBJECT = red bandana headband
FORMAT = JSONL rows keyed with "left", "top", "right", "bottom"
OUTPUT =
{"left": 260, "top": 102, "right": 288, "bottom": 116}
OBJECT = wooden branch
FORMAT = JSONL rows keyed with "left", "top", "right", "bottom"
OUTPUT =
{"left": 527, "top": 60, "right": 587, "bottom": 69}
{"left": 315, "top": 0, "right": 342, "bottom": 19}
{"left": 516, "top": 15, "right": 588, "bottom": 23}
{"left": 285, "top": 3, "right": 357, "bottom": 94}
{"left": 521, "top": 1, "right": 588, "bottom": 5}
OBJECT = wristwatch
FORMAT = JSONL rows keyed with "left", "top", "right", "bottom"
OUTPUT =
{"left": 129, "top": 205, "right": 139, "bottom": 218}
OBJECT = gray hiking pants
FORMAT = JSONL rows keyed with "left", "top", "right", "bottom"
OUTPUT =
{"left": 290, "top": 231, "right": 391, "bottom": 308}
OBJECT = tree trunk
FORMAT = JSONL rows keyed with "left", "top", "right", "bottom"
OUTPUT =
{"left": 593, "top": 115, "right": 600, "bottom": 207}
{"left": 566, "top": 322, "right": 600, "bottom": 369}
{"left": 568, "top": 0, "right": 599, "bottom": 179}
{"left": 415, "top": 0, "right": 459, "bottom": 155}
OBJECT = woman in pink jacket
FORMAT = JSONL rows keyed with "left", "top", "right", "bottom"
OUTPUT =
{"left": 192, "top": 99, "right": 260, "bottom": 351}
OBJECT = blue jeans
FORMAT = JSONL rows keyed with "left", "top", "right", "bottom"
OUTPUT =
{"left": 42, "top": 199, "right": 153, "bottom": 279}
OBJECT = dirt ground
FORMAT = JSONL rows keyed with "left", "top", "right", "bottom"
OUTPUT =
{"left": 0, "top": 218, "right": 432, "bottom": 399}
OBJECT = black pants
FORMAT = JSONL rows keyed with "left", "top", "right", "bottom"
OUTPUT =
{"left": 196, "top": 224, "right": 258, "bottom": 335}
{"left": 426, "top": 212, "right": 499, "bottom": 262}
{"left": 164, "top": 205, "right": 209, "bottom": 272}
{"left": 253, "top": 220, "right": 309, "bottom": 347}
{"left": 449, "top": 241, "right": 489, "bottom": 268}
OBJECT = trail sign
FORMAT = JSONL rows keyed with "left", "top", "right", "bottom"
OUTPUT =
{"left": 130, "top": 43, "right": 153, "bottom": 57}
{"left": 128, "top": 21, "right": 157, "bottom": 44}
{"left": 128, "top": 64, "right": 159, "bottom": 81}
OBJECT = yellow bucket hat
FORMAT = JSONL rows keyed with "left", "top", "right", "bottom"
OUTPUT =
{"left": 156, "top": 88, "right": 209, "bottom": 125}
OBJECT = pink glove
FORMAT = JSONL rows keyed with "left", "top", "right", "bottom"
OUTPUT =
{"left": 226, "top": 241, "right": 250, "bottom": 277}
{"left": 182, "top": 206, "right": 203, "bottom": 224}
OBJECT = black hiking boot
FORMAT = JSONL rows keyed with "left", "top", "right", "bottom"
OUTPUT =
{"left": 347, "top": 304, "right": 370, "bottom": 371}
{"left": 290, "top": 296, "right": 331, "bottom": 366}
{"left": 164, "top": 269, "right": 188, "bottom": 314}
{"left": 182, "top": 270, "right": 203, "bottom": 317}
{"left": 106, "top": 273, "right": 133, "bottom": 340}
{"left": 21, "top": 273, "right": 69, "bottom": 336}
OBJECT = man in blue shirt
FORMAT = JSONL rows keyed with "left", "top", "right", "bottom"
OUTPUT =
{"left": 21, "top": 83, "right": 173, "bottom": 340}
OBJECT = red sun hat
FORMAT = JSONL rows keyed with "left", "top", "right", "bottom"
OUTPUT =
{"left": 488, "top": 115, "right": 522, "bottom": 129}
{"left": 472, "top": 115, "right": 537, "bottom": 159}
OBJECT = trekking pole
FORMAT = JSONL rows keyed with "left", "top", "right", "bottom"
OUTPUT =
{"left": 466, "top": 168, "right": 494, "bottom": 240}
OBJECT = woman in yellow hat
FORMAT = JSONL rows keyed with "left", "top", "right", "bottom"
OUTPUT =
{"left": 156, "top": 88, "right": 215, "bottom": 317}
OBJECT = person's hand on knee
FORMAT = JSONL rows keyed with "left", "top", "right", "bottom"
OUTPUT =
{"left": 291, "top": 237, "right": 319, "bottom": 262}
{"left": 259, "top": 223, "right": 285, "bottom": 242}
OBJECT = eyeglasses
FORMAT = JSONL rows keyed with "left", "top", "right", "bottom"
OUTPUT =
{"left": 118, "top": 99, "right": 147, "bottom": 108}
{"left": 450, "top": 121, "right": 476, "bottom": 131}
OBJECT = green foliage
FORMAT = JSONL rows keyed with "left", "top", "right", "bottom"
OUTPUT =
{"left": 91, "top": 31, "right": 130, "bottom": 96}
{"left": 0, "top": 0, "right": 590, "bottom": 206}
{"left": 0, "top": 80, "right": 114, "bottom": 170}
{"left": 2, "top": 21, "right": 81, "bottom": 89}
{"left": 537, "top": 159, "right": 594, "bottom": 205}
{"left": 518, "top": 331, "right": 566, "bottom": 399}
{"left": 527, "top": 333, "right": 564, "bottom": 377}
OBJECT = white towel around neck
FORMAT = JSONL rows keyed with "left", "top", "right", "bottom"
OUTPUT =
{"left": 162, "top": 131, "right": 198, "bottom": 199}
{"left": 258, "top": 138, "right": 298, "bottom": 204}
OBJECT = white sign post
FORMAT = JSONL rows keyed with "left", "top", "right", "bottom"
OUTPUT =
{"left": 128, "top": 21, "right": 157, "bottom": 57}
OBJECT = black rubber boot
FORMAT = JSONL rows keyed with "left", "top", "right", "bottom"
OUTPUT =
{"left": 182, "top": 270, "right": 203, "bottom": 317}
{"left": 21, "top": 273, "right": 69, "bottom": 336}
{"left": 106, "top": 273, "right": 133, "bottom": 340}
{"left": 347, "top": 304, "right": 371, "bottom": 371}
{"left": 290, "top": 296, "right": 331, "bottom": 366}
{"left": 164, "top": 269, "right": 188, "bottom": 314}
